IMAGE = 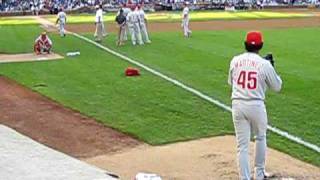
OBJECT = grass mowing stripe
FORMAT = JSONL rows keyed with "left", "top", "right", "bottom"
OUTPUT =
{"left": 72, "top": 32, "right": 320, "bottom": 154}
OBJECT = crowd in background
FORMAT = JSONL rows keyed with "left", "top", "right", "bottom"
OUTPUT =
{"left": 0, "top": 0, "right": 106, "bottom": 12}
{"left": 0, "top": 0, "right": 319, "bottom": 12}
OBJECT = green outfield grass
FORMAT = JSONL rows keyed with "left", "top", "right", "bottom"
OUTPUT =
{"left": 0, "top": 25, "right": 319, "bottom": 166}
{"left": 0, "top": 17, "right": 39, "bottom": 25}
{"left": 0, "top": 25, "right": 233, "bottom": 145}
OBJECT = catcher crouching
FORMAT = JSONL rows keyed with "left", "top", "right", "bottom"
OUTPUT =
{"left": 34, "top": 32, "right": 53, "bottom": 55}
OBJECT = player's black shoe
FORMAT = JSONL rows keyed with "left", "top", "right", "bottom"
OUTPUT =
{"left": 263, "top": 172, "right": 276, "bottom": 179}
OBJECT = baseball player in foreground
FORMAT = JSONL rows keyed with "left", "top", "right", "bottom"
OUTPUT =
{"left": 182, "top": 2, "right": 192, "bottom": 38}
{"left": 94, "top": 5, "right": 107, "bottom": 42}
{"left": 228, "top": 31, "right": 282, "bottom": 180}
{"left": 55, "top": 8, "right": 67, "bottom": 37}
{"left": 137, "top": 5, "right": 151, "bottom": 44}
{"left": 34, "top": 32, "right": 53, "bottom": 55}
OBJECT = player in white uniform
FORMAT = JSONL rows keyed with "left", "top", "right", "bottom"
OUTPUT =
{"left": 137, "top": 5, "right": 151, "bottom": 44}
{"left": 182, "top": 2, "right": 192, "bottom": 38}
{"left": 228, "top": 31, "right": 282, "bottom": 180}
{"left": 121, "top": 4, "right": 131, "bottom": 41}
{"left": 94, "top": 5, "right": 107, "bottom": 42}
{"left": 126, "top": 6, "right": 143, "bottom": 45}
{"left": 56, "top": 8, "right": 67, "bottom": 37}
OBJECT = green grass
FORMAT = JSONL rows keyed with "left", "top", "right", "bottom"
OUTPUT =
{"left": 88, "top": 28, "right": 320, "bottom": 165}
{"left": 0, "top": 25, "right": 42, "bottom": 53}
{"left": 96, "top": 29, "right": 320, "bottom": 148}
{"left": 0, "top": 25, "right": 233, "bottom": 145}
{"left": 0, "top": 17, "right": 39, "bottom": 25}
{"left": 0, "top": 25, "right": 319, "bottom": 166}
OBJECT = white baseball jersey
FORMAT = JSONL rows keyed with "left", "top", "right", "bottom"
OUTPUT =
{"left": 57, "top": 11, "right": 66, "bottom": 24}
{"left": 228, "top": 52, "right": 282, "bottom": 101}
{"left": 182, "top": 7, "right": 189, "bottom": 21}
{"left": 133, "top": 9, "right": 141, "bottom": 23}
{"left": 123, "top": 7, "right": 131, "bottom": 17}
{"left": 138, "top": 9, "right": 146, "bottom": 24}
{"left": 126, "top": 11, "right": 138, "bottom": 25}
{"left": 95, "top": 9, "right": 103, "bottom": 23}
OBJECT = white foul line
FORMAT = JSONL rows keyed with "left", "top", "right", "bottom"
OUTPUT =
{"left": 72, "top": 32, "right": 320, "bottom": 153}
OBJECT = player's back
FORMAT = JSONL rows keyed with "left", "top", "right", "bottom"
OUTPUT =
{"left": 126, "top": 11, "right": 135, "bottom": 25}
{"left": 182, "top": 7, "right": 189, "bottom": 19}
{"left": 116, "top": 13, "right": 126, "bottom": 25}
{"left": 95, "top": 9, "right": 103, "bottom": 22}
{"left": 138, "top": 10, "right": 145, "bottom": 23}
{"left": 123, "top": 8, "right": 131, "bottom": 17}
{"left": 228, "top": 52, "right": 282, "bottom": 101}
{"left": 58, "top": 12, "right": 66, "bottom": 23}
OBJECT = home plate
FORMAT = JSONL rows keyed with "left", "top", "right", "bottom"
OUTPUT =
{"left": 0, "top": 53, "right": 63, "bottom": 63}
{"left": 0, "top": 125, "right": 117, "bottom": 180}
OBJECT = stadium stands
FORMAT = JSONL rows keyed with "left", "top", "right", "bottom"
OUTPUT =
{"left": 0, "top": 0, "right": 319, "bottom": 14}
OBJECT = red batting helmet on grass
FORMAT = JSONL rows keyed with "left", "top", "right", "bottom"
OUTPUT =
{"left": 125, "top": 67, "right": 140, "bottom": 76}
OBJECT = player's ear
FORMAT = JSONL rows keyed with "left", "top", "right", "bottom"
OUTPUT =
{"left": 260, "top": 43, "right": 264, "bottom": 50}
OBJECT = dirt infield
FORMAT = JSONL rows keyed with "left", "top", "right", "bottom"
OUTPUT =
{"left": 0, "top": 53, "right": 63, "bottom": 63}
{"left": 66, "top": 17, "right": 320, "bottom": 34}
{"left": 85, "top": 136, "right": 320, "bottom": 179}
{"left": 0, "top": 77, "right": 141, "bottom": 158}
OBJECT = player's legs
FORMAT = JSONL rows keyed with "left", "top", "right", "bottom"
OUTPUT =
{"left": 34, "top": 44, "right": 41, "bottom": 54}
{"left": 183, "top": 21, "right": 190, "bottom": 37}
{"left": 183, "top": 24, "right": 188, "bottom": 37}
{"left": 44, "top": 46, "right": 51, "bottom": 54}
{"left": 101, "top": 22, "right": 107, "bottom": 37}
{"left": 124, "top": 24, "right": 129, "bottom": 41}
{"left": 232, "top": 102, "right": 251, "bottom": 180}
{"left": 248, "top": 104, "right": 268, "bottom": 180}
{"left": 119, "top": 26, "right": 125, "bottom": 46}
{"left": 59, "top": 23, "right": 65, "bottom": 37}
{"left": 134, "top": 23, "right": 143, "bottom": 45}
{"left": 185, "top": 20, "right": 191, "bottom": 37}
{"left": 95, "top": 23, "right": 103, "bottom": 42}
{"left": 119, "top": 26, "right": 123, "bottom": 44}
{"left": 128, "top": 25, "right": 136, "bottom": 45}
{"left": 140, "top": 24, "right": 151, "bottom": 43}
{"left": 94, "top": 24, "right": 100, "bottom": 41}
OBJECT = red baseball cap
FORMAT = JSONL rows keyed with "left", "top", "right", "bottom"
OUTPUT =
{"left": 245, "top": 31, "right": 263, "bottom": 45}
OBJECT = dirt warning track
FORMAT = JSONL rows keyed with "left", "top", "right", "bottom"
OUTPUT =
{"left": 0, "top": 76, "right": 141, "bottom": 158}
{"left": 66, "top": 16, "right": 320, "bottom": 34}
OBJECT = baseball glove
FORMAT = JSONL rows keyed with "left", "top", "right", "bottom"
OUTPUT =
{"left": 264, "top": 53, "right": 275, "bottom": 67}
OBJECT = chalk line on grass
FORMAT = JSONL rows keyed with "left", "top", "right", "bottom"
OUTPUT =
{"left": 72, "top": 32, "right": 320, "bottom": 153}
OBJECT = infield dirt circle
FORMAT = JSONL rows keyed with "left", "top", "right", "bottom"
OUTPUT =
{"left": 1, "top": 15, "right": 319, "bottom": 179}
